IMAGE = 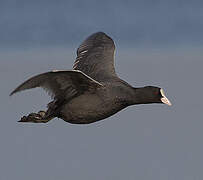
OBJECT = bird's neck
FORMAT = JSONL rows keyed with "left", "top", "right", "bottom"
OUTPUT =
{"left": 131, "top": 87, "right": 152, "bottom": 105}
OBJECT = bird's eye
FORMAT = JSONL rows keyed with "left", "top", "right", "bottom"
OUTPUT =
{"left": 154, "top": 89, "right": 159, "bottom": 95}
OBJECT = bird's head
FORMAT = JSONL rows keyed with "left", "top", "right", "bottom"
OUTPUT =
{"left": 140, "top": 86, "right": 172, "bottom": 106}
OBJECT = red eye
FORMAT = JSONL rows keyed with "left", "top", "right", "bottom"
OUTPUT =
{"left": 155, "top": 90, "right": 161, "bottom": 96}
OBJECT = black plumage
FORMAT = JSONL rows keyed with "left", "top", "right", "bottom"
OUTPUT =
{"left": 10, "top": 32, "right": 171, "bottom": 124}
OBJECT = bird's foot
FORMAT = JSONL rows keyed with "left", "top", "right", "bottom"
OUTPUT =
{"left": 19, "top": 111, "right": 49, "bottom": 123}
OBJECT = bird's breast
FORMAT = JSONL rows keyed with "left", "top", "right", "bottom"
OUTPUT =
{"left": 60, "top": 91, "right": 126, "bottom": 124}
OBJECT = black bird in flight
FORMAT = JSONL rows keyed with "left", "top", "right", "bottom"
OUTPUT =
{"left": 10, "top": 32, "right": 171, "bottom": 124}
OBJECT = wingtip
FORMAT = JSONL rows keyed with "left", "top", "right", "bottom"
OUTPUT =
{"left": 10, "top": 89, "right": 18, "bottom": 96}
{"left": 94, "top": 31, "right": 107, "bottom": 35}
{"left": 9, "top": 91, "right": 14, "bottom": 96}
{"left": 88, "top": 32, "right": 112, "bottom": 41}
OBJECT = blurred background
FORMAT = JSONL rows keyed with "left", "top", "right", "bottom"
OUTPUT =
{"left": 1, "top": 0, "right": 203, "bottom": 179}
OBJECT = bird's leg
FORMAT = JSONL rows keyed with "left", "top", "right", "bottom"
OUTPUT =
{"left": 19, "top": 111, "right": 53, "bottom": 123}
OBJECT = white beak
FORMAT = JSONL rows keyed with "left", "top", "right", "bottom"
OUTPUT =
{"left": 160, "top": 89, "right": 172, "bottom": 106}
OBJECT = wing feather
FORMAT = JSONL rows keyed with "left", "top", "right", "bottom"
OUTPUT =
{"left": 73, "top": 32, "right": 117, "bottom": 82}
{"left": 10, "top": 70, "right": 102, "bottom": 99}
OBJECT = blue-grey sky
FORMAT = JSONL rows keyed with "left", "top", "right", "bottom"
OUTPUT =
{"left": 1, "top": 0, "right": 203, "bottom": 47}
{"left": 1, "top": 0, "right": 203, "bottom": 180}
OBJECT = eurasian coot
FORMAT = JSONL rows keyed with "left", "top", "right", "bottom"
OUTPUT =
{"left": 10, "top": 32, "right": 171, "bottom": 124}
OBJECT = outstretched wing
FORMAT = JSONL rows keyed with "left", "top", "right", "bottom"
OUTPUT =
{"left": 10, "top": 70, "right": 102, "bottom": 100}
{"left": 73, "top": 32, "right": 117, "bottom": 82}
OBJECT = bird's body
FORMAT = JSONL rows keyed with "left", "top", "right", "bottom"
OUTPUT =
{"left": 59, "top": 80, "right": 134, "bottom": 124}
{"left": 11, "top": 32, "right": 171, "bottom": 124}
